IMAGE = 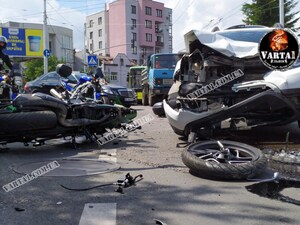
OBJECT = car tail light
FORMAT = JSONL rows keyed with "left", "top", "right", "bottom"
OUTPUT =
{"left": 23, "top": 84, "right": 29, "bottom": 93}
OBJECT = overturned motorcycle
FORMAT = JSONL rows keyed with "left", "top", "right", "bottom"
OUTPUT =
{"left": 0, "top": 64, "right": 136, "bottom": 146}
{"left": 153, "top": 27, "right": 300, "bottom": 179}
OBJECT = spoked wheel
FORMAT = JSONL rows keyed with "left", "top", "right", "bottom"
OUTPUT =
{"left": 182, "top": 140, "right": 267, "bottom": 180}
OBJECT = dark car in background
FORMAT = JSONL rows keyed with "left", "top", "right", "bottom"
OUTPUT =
{"left": 24, "top": 71, "right": 136, "bottom": 107}
{"left": 23, "top": 71, "right": 83, "bottom": 94}
{"left": 102, "top": 84, "right": 137, "bottom": 107}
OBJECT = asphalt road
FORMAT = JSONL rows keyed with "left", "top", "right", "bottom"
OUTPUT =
{"left": 1, "top": 105, "right": 300, "bottom": 225}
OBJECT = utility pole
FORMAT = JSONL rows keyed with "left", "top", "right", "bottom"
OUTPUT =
{"left": 43, "top": 0, "right": 48, "bottom": 73}
{"left": 83, "top": 23, "right": 86, "bottom": 72}
{"left": 279, "top": 0, "right": 284, "bottom": 27}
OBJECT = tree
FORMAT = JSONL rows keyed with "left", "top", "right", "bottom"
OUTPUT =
{"left": 242, "top": 0, "right": 300, "bottom": 31}
{"left": 24, "top": 56, "right": 64, "bottom": 81}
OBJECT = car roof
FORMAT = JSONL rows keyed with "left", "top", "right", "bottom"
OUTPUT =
{"left": 216, "top": 27, "right": 273, "bottom": 34}
{"left": 224, "top": 24, "right": 268, "bottom": 30}
{"left": 103, "top": 84, "right": 128, "bottom": 89}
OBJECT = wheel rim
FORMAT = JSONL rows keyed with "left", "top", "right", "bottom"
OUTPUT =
{"left": 188, "top": 141, "right": 258, "bottom": 164}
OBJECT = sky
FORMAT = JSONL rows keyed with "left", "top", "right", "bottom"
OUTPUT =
{"left": 0, "top": 0, "right": 299, "bottom": 53}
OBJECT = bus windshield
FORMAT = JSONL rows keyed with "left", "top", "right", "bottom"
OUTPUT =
{"left": 154, "top": 54, "right": 179, "bottom": 69}
{"left": 128, "top": 66, "right": 146, "bottom": 89}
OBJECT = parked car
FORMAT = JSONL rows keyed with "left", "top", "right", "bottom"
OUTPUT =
{"left": 102, "top": 84, "right": 137, "bottom": 107}
{"left": 23, "top": 71, "right": 83, "bottom": 94}
{"left": 24, "top": 71, "right": 137, "bottom": 107}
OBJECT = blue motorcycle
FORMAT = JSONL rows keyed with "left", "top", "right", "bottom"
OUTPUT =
{"left": 61, "top": 72, "right": 110, "bottom": 104}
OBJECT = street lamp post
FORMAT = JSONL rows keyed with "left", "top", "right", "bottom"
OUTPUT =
{"left": 43, "top": 0, "right": 48, "bottom": 73}
{"left": 83, "top": 22, "right": 87, "bottom": 72}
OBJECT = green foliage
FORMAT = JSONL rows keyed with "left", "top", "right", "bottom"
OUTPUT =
{"left": 24, "top": 56, "right": 64, "bottom": 81}
{"left": 242, "top": 0, "right": 300, "bottom": 31}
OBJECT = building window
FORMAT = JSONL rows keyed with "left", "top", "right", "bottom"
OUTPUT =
{"left": 146, "top": 33, "right": 152, "bottom": 42}
{"left": 98, "top": 17, "right": 102, "bottom": 25}
{"left": 131, "top": 5, "right": 136, "bottom": 14}
{"left": 131, "top": 19, "right": 136, "bottom": 28}
{"left": 90, "top": 42, "right": 93, "bottom": 52}
{"left": 132, "top": 32, "right": 137, "bottom": 41}
{"left": 131, "top": 32, "right": 136, "bottom": 53}
{"left": 98, "top": 29, "right": 102, "bottom": 37}
{"left": 99, "top": 41, "right": 102, "bottom": 49}
{"left": 120, "top": 58, "right": 124, "bottom": 66}
{"left": 145, "top": 6, "right": 152, "bottom": 15}
{"left": 89, "top": 31, "right": 93, "bottom": 39}
{"left": 89, "top": 20, "right": 93, "bottom": 27}
{"left": 111, "top": 72, "right": 118, "bottom": 81}
{"left": 157, "top": 35, "right": 163, "bottom": 42}
{"left": 132, "top": 46, "right": 137, "bottom": 54}
{"left": 156, "top": 9, "right": 162, "bottom": 18}
{"left": 145, "top": 20, "right": 152, "bottom": 29}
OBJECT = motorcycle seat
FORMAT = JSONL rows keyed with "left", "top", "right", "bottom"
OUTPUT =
{"left": 13, "top": 93, "right": 68, "bottom": 109}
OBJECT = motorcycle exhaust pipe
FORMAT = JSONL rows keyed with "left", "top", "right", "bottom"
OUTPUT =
{"left": 50, "top": 89, "right": 63, "bottom": 100}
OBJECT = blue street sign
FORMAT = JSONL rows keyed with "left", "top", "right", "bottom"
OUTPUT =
{"left": 43, "top": 49, "right": 51, "bottom": 57}
{"left": 87, "top": 55, "right": 98, "bottom": 66}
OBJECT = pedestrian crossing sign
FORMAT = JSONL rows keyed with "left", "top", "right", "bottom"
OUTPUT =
{"left": 87, "top": 55, "right": 98, "bottom": 66}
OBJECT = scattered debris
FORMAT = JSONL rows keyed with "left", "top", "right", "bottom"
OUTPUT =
{"left": 60, "top": 173, "right": 143, "bottom": 193}
{"left": 153, "top": 219, "right": 167, "bottom": 225}
{"left": 246, "top": 178, "right": 300, "bottom": 206}
{"left": 14, "top": 207, "right": 25, "bottom": 212}
{"left": 247, "top": 172, "right": 279, "bottom": 183}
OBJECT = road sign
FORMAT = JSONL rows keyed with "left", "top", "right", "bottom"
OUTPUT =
{"left": 87, "top": 55, "right": 98, "bottom": 66}
{"left": 43, "top": 49, "right": 51, "bottom": 57}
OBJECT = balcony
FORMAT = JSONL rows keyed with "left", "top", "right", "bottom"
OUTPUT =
{"left": 155, "top": 41, "right": 164, "bottom": 47}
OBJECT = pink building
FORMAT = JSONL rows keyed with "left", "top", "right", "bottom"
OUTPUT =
{"left": 86, "top": 0, "right": 172, "bottom": 86}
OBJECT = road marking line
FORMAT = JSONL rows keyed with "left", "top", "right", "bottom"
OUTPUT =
{"left": 79, "top": 203, "right": 116, "bottom": 225}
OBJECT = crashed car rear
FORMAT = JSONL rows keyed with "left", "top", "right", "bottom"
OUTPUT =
{"left": 176, "top": 26, "right": 273, "bottom": 84}
{"left": 153, "top": 26, "right": 300, "bottom": 138}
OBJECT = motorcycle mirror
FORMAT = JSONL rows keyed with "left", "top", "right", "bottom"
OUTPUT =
{"left": 56, "top": 64, "right": 72, "bottom": 78}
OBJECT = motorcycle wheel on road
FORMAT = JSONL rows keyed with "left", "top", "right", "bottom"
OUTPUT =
{"left": 182, "top": 140, "right": 267, "bottom": 180}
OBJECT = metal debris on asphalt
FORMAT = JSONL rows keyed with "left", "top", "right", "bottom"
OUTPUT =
{"left": 153, "top": 219, "right": 168, "bottom": 225}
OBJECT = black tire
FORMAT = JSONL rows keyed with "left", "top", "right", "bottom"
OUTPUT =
{"left": 142, "top": 88, "right": 148, "bottom": 106}
{"left": 0, "top": 111, "right": 57, "bottom": 132}
{"left": 182, "top": 140, "right": 267, "bottom": 180}
{"left": 148, "top": 94, "right": 154, "bottom": 106}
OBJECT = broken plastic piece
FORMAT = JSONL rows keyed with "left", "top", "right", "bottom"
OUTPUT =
{"left": 14, "top": 207, "right": 25, "bottom": 212}
{"left": 153, "top": 219, "right": 167, "bottom": 225}
{"left": 247, "top": 172, "right": 279, "bottom": 182}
